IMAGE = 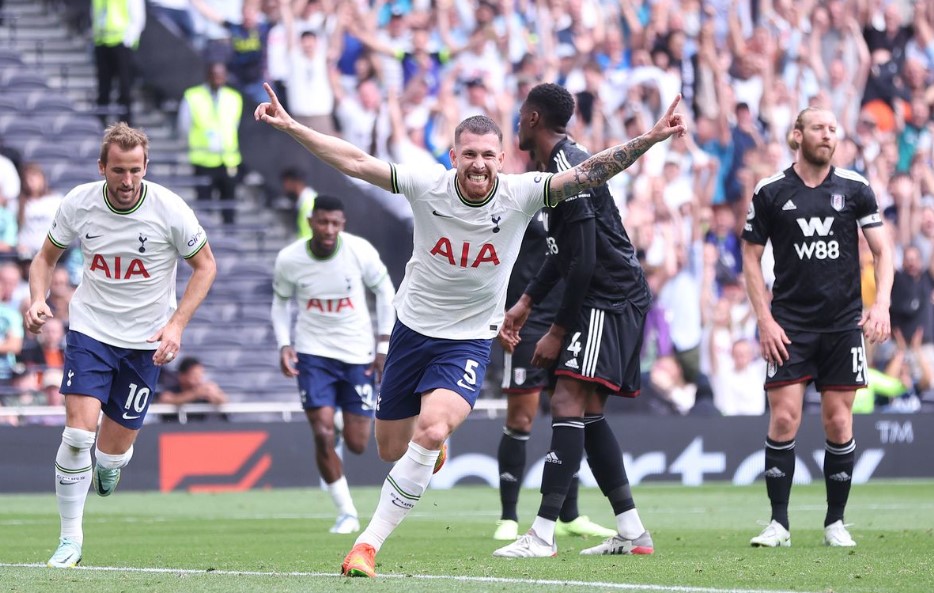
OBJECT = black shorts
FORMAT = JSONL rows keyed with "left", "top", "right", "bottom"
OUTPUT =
{"left": 764, "top": 328, "right": 867, "bottom": 391}
{"left": 502, "top": 317, "right": 552, "bottom": 393}
{"left": 553, "top": 303, "right": 645, "bottom": 397}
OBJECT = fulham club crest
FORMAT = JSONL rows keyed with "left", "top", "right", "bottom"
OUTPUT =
{"left": 830, "top": 193, "right": 845, "bottom": 212}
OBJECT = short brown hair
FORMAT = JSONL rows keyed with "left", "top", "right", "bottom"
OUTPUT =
{"left": 99, "top": 122, "right": 150, "bottom": 164}
{"left": 454, "top": 115, "right": 502, "bottom": 146}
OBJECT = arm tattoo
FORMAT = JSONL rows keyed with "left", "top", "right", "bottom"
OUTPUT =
{"left": 549, "top": 135, "right": 654, "bottom": 204}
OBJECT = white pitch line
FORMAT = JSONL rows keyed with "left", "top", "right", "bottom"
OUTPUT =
{"left": 0, "top": 563, "right": 822, "bottom": 593}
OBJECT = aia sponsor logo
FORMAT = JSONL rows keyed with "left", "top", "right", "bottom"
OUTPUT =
{"left": 430, "top": 238, "right": 500, "bottom": 267}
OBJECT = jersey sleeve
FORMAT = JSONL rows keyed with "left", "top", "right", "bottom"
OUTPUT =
{"left": 388, "top": 162, "right": 449, "bottom": 202}
{"left": 742, "top": 186, "right": 771, "bottom": 245}
{"left": 515, "top": 171, "right": 553, "bottom": 216}
{"left": 357, "top": 239, "right": 390, "bottom": 289}
{"left": 47, "top": 192, "right": 77, "bottom": 249}
{"left": 854, "top": 182, "right": 883, "bottom": 229}
{"left": 170, "top": 200, "right": 207, "bottom": 259}
{"left": 272, "top": 250, "right": 295, "bottom": 299}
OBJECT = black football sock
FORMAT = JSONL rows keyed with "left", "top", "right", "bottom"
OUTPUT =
{"left": 537, "top": 417, "right": 584, "bottom": 521}
{"left": 584, "top": 414, "right": 634, "bottom": 515}
{"left": 823, "top": 438, "right": 856, "bottom": 527}
{"left": 497, "top": 427, "right": 529, "bottom": 522}
{"left": 765, "top": 437, "right": 796, "bottom": 530}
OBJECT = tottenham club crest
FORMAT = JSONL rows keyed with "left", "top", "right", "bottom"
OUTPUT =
{"left": 767, "top": 360, "right": 778, "bottom": 379}
{"left": 830, "top": 193, "right": 845, "bottom": 212}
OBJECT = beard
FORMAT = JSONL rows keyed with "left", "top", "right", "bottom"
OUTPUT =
{"left": 801, "top": 140, "right": 835, "bottom": 166}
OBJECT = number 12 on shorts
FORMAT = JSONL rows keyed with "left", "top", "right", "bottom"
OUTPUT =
{"left": 457, "top": 360, "right": 479, "bottom": 391}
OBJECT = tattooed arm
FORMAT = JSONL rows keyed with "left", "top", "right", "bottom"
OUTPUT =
{"left": 546, "top": 94, "right": 687, "bottom": 206}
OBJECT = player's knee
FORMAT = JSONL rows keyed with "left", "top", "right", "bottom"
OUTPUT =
{"left": 312, "top": 427, "right": 337, "bottom": 451}
{"left": 375, "top": 439, "right": 406, "bottom": 462}
{"left": 343, "top": 433, "right": 368, "bottom": 455}
{"left": 505, "top": 415, "right": 534, "bottom": 434}
{"left": 413, "top": 424, "right": 448, "bottom": 450}
{"left": 823, "top": 414, "right": 852, "bottom": 442}
{"left": 95, "top": 445, "right": 134, "bottom": 470}
{"left": 62, "top": 427, "right": 96, "bottom": 452}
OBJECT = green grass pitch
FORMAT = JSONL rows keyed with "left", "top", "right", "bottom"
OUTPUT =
{"left": 1, "top": 480, "right": 932, "bottom": 593}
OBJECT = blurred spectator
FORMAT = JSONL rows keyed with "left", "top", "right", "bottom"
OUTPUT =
{"left": 332, "top": 77, "right": 393, "bottom": 162}
{"left": 156, "top": 356, "right": 229, "bottom": 421}
{"left": 17, "top": 163, "right": 62, "bottom": 263}
{"left": 710, "top": 338, "right": 766, "bottom": 416}
{"left": 20, "top": 317, "right": 66, "bottom": 372}
{"left": 0, "top": 187, "right": 16, "bottom": 261}
{"left": 705, "top": 204, "right": 742, "bottom": 290}
{"left": 179, "top": 62, "right": 243, "bottom": 225}
{"left": 190, "top": 0, "right": 240, "bottom": 63}
{"left": 31, "top": 367, "right": 67, "bottom": 426}
{"left": 45, "top": 267, "right": 74, "bottom": 327}
{"left": 0, "top": 262, "right": 28, "bottom": 311}
{"left": 0, "top": 150, "right": 20, "bottom": 215}
{"left": 636, "top": 355, "right": 696, "bottom": 415}
{"left": 890, "top": 245, "right": 932, "bottom": 341}
{"left": 279, "top": 167, "right": 316, "bottom": 239}
{"left": 150, "top": 0, "right": 197, "bottom": 40}
{"left": 0, "top": 290, "right": 23, "bottom": 382}
{"left": 92, "top": 0, "right": 145, "bottom": 125}
{"left": 280, "top": 2, "right": 337, "bottom": 135}
{"left": 193, "top": 0, "right": 273, "bottom": 103}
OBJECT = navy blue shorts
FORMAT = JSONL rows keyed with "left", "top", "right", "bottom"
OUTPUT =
{"left": 296, "top": 353, "right": 376, "bottom": 416}
{"left": 377, "top": 320, "right": 493, "bottom": 420}
{"left": 61, "top": 331, "right": 162, "bottom": 430}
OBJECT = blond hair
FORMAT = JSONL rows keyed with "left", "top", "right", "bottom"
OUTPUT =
{"left": 99, "top": 122, "right": 150, "bottom": 164}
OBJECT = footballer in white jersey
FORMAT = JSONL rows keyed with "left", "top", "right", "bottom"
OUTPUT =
{"left": 28, "top": 123, "right": 217, "bottom": 570}
{"left": 389, "top": 162, "right": 551, "bottom": 340}
{"left": 272, "top": 231, "right": 395, "bottom": 364}
{"left": 255, "top": 84, "right": 685, "bottom": 576}
{"left": 270, "top": 196, "right": 395, "bottom": 535}
{"left": 48, "top": 180, "right": 207, "bottom": 350}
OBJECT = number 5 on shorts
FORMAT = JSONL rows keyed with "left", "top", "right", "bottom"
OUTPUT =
{"left": 457, "top": 360, "right": 479, "bottom": 391}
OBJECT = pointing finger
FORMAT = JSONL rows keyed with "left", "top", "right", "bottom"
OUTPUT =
{"left": 263, "top": 82, "right": 280, "bottom": 108}
{"left": 665, "top": 93, "right": 682, "bottom": 117}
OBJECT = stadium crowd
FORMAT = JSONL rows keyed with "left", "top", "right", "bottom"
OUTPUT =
{"left": 2, "top": 0, "right": 934, "bottom": 422}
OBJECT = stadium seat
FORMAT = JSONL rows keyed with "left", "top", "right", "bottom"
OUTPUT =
{"left": 0, "top": 70, "right": 49, "bottom": 90}
{"left": 28, "top": 93, "right": 75, "bottom": 113}
{"left": 53, "top": 115, "right": 103, "bottom": 138}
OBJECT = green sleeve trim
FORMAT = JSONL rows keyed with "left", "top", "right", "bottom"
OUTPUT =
{"left": 48, "top": 233, "right": 68, "bottom": 250}
{"left": 390, "top": 163, "right": 399, "bottom": 194}
{"left": 183, "top": 237, "right": 207, "bottom": 259}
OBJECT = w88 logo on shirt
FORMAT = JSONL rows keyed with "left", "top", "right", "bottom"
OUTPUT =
{"left": 794, "top": 217, "right": 839, "bottom": 260}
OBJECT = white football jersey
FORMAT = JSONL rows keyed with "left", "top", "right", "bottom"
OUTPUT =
{"left": 273, "top": 232, "right": 391, "bottom": 363}
{"left": 390, "top": 163, "right": 551, "bottom": 340}
{"left": 48, "top": 181, "right": 207, "bottom": 349}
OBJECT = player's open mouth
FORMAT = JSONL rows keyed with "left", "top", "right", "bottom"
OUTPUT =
{"left": 467, "top": 174, "right": 486, "bottom": 183}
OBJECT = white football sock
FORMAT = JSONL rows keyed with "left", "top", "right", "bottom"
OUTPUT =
{"left": 616, "top": 508, "right": 646, "bottom": 539}
{"left": 354, "top": 441, "right": 439, "bottom": 552}
{"left": 55, "top": 427, "right": 96, "bottom": 544}
{"left": 95, "top": 445, "right": 133, "bottom": 469}
{"left": 531, "top": 516, "right": 557, "bottom": 544}
{"left": 326, "top": 475, "right": 357, "bottom": 516}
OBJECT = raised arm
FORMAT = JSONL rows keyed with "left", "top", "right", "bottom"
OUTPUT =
{"left": 547, "top": 94, "right": 686, "bottom": 205}
{"left": 255, "top": 83, "right": 393, "bottom": 190}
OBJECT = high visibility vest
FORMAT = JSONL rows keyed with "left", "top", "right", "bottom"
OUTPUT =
{"left": 92, "top": 0, "right": 129, "bottom": 47}
{"left": 183, "top": 85, "right": 243, "bottom": 169}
